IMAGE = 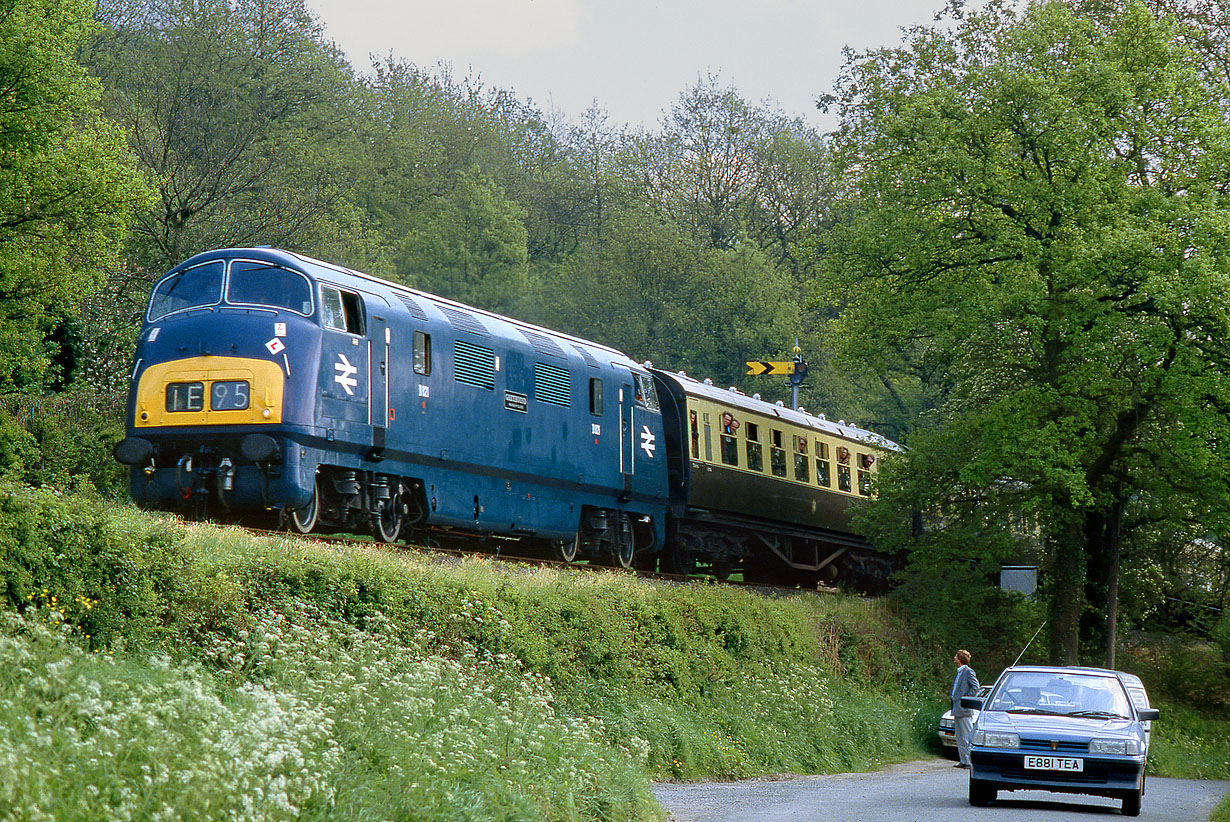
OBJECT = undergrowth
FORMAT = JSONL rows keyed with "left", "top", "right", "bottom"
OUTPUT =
{"left": 0, "top": 484, "right": 941, "bottom": 821}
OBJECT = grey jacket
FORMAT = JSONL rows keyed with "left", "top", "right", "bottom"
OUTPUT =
{"left": 951, "top": 664, "right": 981, "bottom": 717}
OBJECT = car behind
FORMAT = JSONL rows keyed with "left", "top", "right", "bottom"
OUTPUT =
{"left": 938, "top": 684, "right": 992, "bottom": 756}
{"left": 964, "top": 665, "right": 1159, "bottom": 816}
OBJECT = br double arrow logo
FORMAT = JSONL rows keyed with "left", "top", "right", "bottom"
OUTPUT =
{"left": 334, "top": 354, "right": 358, "bottom": 395}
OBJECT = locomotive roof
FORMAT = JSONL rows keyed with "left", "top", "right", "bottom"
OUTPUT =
{"left": 655, "top": 368, "right": 901, "bottom": 452}
{"left": 169, "top": 247, "right": 637, "bottom": 369}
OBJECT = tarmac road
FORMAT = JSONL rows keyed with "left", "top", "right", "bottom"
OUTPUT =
{"left": 653, "top": 758, "right": 1230, "bottom": 822}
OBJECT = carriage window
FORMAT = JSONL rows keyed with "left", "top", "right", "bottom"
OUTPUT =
{"left": 703, "top": 414, "right": 713, "bottom": 462}
{"left": 589, "top": 378, "right": 603, "bottom": 415}
{"left": 413, "top": 331, "right": 431, "bottom": 375}
{"left": 148, "top": 261, "right": 224, "bottom": 320}
{"left": 320, "top": 285, "right": 364, "bottom": 334}
{"left": 745, "top": 422, "right": 762, "bottom": 472}
{"left": 816, "top": 440, "right": 831, "bottom": 487}
{"left": 720, "top": 411, "right": 739, "bottom": 466}
{"left": 838, "top": 464, "right": 852, "bottom": 492}
{"left": 690, "top": 410, "right": 700, "bottom": 457}
{"left": 793, "top": 436, "right": 809, "bottom": 482}
{"left": 770, "top": 429, "right": 787, "bottom": 477}
{"left": 857, "top": 452, "right": 874, "bottom": 496}
{"left": 228, "top": 261, "right": 313, "bottom": 315}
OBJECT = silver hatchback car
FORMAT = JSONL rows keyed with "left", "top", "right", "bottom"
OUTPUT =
{"left": 964, "top": 666, "right": 1159, "bottom": 816}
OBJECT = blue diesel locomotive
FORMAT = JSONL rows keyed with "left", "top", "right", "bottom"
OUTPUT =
{"left": 115, "top": 248, "right": 899, "bottom": 584}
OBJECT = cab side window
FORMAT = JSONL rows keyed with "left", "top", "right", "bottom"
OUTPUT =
{"left": 590, "top": 378, "right": 604, "bottom": 415}
{"left": 321, "top": 285, "right": 364, "bottom": 334}
{"left": 413, "top": 331, "right": 431, "bottom": 375}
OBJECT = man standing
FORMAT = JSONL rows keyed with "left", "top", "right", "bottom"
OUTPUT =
{"left": 950, "top": 649, "right": 980, "bottom": 769}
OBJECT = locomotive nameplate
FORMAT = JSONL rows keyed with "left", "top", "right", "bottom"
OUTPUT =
{"left": 504, "top": 390, "right": 528, "bottom": 414}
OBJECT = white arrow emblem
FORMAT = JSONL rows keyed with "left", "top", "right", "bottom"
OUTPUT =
{"left": 334, "top": 353, "right": 358, "bottom": 395}
{"left": 640, "top": 425, "right": 657, "bottom": 458}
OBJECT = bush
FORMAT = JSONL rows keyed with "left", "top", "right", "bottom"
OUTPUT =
{"left": 0, "top": 486, "right": 989, "bottom": 819}
{"left": 0, "top": 392, "right": 127, "bottom": 497}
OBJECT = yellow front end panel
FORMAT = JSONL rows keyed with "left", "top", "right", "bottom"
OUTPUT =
{"left": 134, "top": 356, "right": 285, "bottom": 427}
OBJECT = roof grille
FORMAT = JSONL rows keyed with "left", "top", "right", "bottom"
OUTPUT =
{"left": 571, "top": 344, "right": 599, "bottom": 367}
{"left": 437, "top": 304, "right": 488, "bottom": 336}
{"left": 395, "top": 293, "right": 428, "bottom": 321}
{"left": 522, "top": 329, "right": 566, "bottom": 359}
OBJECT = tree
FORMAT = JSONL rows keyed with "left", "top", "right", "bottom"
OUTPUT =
{"left": 395, "top": 167, "right": 530, "bottom": 315}
{"left": 86, "top": 0, "right": 379, "bottom": 271}
{"left": 536, "top": 204, "right": 802, "bottom": 388}
{"left": 820, "top": 0, "right": 1230, "bottom": 663}
{"left": 0, "top": 0, "right": 150, "bottom": 391}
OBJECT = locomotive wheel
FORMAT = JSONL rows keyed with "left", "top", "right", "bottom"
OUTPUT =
{"left": 373, "top": 494, "right": 402, "bottom": 543}
{"left": 289, "top": 477, "right": 321, "bottom": 534}
{"left": 552, "top": 532, "right": 581, "bottom": 563}
{"left": 608, "top": 514, "right": 634, "bottom": 569}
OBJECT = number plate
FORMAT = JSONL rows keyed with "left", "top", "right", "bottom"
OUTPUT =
{"left": 1024, "top": 756, "right": 1084, "bottom": 772}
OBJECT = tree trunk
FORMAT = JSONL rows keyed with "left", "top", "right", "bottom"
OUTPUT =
{"left": 1049, "top": 521, "right": 1085, "bottom": 665}
{"left": 1103, "top": 493, "right": 1125, "bottom": 669}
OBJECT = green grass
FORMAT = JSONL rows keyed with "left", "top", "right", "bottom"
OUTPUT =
{"left": 6, "top": 482, "right": 1224, "bottom": 821}
{"left": 1211, "top": 794, "right": 1230, "bottom": 822}
{"left": 1147, "top": 700, "right": 1230, "bottom": 780}
{"left": 0, "top": 484, "right": 943, "bottom": 821}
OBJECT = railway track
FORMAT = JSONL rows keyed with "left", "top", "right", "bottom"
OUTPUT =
{"left": 241, "top": 524, "right": 841, "bottom": 598}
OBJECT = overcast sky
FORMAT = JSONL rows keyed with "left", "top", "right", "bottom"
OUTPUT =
{"left": 305, "top": 0, "right": 946, "bottom": 131}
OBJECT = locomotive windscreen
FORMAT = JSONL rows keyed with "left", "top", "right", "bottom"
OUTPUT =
{"left": 226, "top": 261, "right": 313, "bottom": 315}
{"left": 148, "top": 261, "right": 223, "bottom": 320}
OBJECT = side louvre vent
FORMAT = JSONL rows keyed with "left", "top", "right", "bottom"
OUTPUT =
{"left": 534, "top": 362, "right": 571, "bottom": 407}
{"left": 454, "top": 339, "right": 496, "bottom": 389}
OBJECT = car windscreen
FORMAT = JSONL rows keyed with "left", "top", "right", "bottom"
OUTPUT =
{"left": 148, "top": 261, "right": 224, "bottom": 320}
{"left": 226, "top": 260, "right": 313, "bottom": 315}
{"left": 987, "top": 671, "right": 1133, "bottom": 718}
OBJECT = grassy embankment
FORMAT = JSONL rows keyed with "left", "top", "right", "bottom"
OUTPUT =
{"left": 1, "top": 484, "right": 942, "bottom": 821}
{"left": 4, "top": 483, "right": 1227, "bottom": 820}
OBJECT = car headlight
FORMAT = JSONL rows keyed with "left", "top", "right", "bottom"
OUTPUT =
{"left": 972, "top": 731, "right": 1020, "bottom": 749}
{"left": 1089, "top": 738, "right": 1141, "bottom": 755}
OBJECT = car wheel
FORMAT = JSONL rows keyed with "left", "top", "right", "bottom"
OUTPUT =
{"left": 968, "top": 778, "right": 996, "bottom": 807}
{"left": 1121, "top": 787, "right": 1142, "bottom": 817}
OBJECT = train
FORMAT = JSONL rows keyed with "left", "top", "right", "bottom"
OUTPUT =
{"left": 114, "top": 247, "right": 902, "bottom": 589}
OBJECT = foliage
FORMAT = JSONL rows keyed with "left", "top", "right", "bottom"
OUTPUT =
{"left": 1214, "top": 794, "right": 1230, "bottom": 822}
{"left": 0, "top": 0, "right": 151, "bottom": 392}
{"left": 395, "top": 167, "right": 530, "bottom": 315}
{"left": 1145, "top": 701, "right": 1230, "bottom": 780}
{"left": 0, "top": 393, "right": 128, "bottom": 496}
{"left": 87, "top": 0, "right": 376, "bottom": 271}
{"left": 819, "top": 0, "right": 1230, "bottom": 663}
{"left": 0, "top": 487, "right": 951, "bottom": 819}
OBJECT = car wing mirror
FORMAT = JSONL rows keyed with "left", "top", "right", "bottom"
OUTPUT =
{"left": 961, "top": 696, "right": 985, "bottom": 710}
{"left": 1137, "top": 708, "right": 1159, "bottom": 721}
